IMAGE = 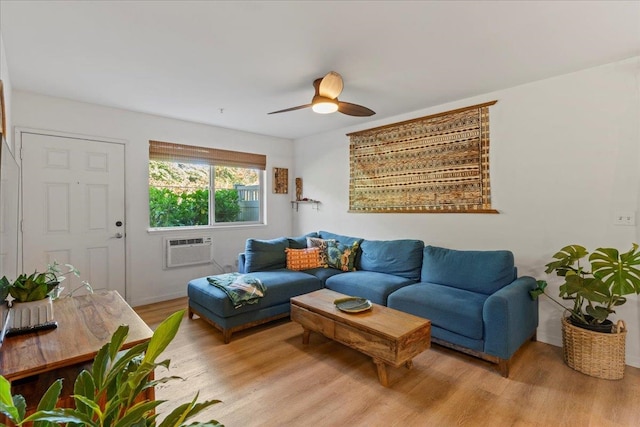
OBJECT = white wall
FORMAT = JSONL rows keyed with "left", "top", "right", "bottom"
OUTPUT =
{"left": 0, "top": 32, "right": 13, "bottom": 151}
{"left": 12, "top": 91, "right": 295, "bottom": 306}
{"left": 292, "top": 57, "right": 640, "bottom": 368}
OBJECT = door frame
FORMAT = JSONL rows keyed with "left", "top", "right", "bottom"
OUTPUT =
{"left": 16, "top": 127, "right": 129, "bottom": 299}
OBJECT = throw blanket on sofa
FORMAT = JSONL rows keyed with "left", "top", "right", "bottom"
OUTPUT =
{"left": 207, "top": 273, "right": 266, "bottom": 308}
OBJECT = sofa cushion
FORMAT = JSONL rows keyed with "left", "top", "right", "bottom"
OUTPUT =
{"left": 287, "top": 232, "right": 319, "bottom": 249}
{"left": 302, "top": 267, "right": 344, "bottom": 284}
{"left": 359, "top": 239, "right": 424, "bottom": 280}
{"left": 188, "top": 269, "right": 322, "bottom": 318}
{"left": 325, "top": 271, "right": 414, "bottom": 305}
{"left": 244, "top": 237, "right": 289, "bottom": 273}
{"left": 421, "top": 245, "right": 516, "bottom": 294}
{"left": 285, "top": 247, "right": 321, "bottom": 271}
{"left": 326, "top": 240, "right": 360, "bottom": 272}
{"left": 388, "top": 282, "right": 488, "bottom": 340}
{"left": 318, "top": 230, "right": 363, "bottom": 247}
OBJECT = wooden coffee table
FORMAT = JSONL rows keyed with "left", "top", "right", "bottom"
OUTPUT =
{"left": 290, "top": 289, "right": 431, "bottom": 386}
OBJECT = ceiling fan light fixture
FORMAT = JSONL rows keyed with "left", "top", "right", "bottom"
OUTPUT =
{"left": 312, "top": 101, "right": 339, "bottom": 114}
{"left": 268, "top": 72, "right": 374, "bottom": 117}
{"left": 311, "top": 95, "right": 338, "bottom": 114}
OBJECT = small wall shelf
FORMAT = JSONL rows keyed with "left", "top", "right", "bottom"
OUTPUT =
{"left": 291, "top": 200, "right": 320, "bottom": 211}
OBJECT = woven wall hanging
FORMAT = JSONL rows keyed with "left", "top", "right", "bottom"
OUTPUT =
{"left": 347, "top": 100, "right": 498, "bottom": 213}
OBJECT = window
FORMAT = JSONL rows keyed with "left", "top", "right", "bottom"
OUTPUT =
{"left": 148, "top": 140, "right": 266, "bottom": 228}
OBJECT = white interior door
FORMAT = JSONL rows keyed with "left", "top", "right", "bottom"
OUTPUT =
{"left": 21, "top": 132, "right": 126, "bottom": 297}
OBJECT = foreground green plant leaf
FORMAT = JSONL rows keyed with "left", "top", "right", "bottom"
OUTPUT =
{"left": 0, "top": 376, "right": 23, "bottom": 423}
{"left": 0, "top": 309, "right": 224, "bottom": 426}
{"left": 158, "top": 393, "right": 222, "bottom": 427}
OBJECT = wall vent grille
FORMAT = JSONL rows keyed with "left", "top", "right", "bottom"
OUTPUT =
{"left": 165, "top": 236, "right": 213, "bottom": 268}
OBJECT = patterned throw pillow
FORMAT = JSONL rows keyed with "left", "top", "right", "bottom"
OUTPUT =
{"left": 285, "top": 247, "right": 322, "bottom": 271}
{"left": 306, "top": 237, "right": 334, "bottom": 268}
{"left": 326, "top": 240, "right": 360, "bottom": 272}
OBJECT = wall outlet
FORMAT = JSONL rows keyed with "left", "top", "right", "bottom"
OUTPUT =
{"left": 613, "top": 211, "right": 636, "bottom": 226}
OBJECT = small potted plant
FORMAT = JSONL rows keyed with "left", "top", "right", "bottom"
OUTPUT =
{"left": 0, "top": 261, "right": 91, "bottom": 329}
{"left": 531, "top": 243, "right": 640, "bottom": 379}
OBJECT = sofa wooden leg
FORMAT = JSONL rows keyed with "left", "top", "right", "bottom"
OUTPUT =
{"left": 188, "top": 306, "right": 194, "bottom": 319}
{"left": 222, "top": 329, "right": 232, "bottom": 344}
{"left": 497, "top": 358, "right": 509, "bottom": 377}
{"left": 530, "top": 331, "right": 537, "bottom": 342}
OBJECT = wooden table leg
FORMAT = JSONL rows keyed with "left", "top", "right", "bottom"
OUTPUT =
{"left": 302, "top": 328, "right": 311, "bottom": 345}
{"left": 373, "top": 358, "right": 389, "bottom": 387}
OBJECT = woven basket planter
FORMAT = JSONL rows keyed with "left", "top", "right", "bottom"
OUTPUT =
{"left": 561, "top": 316, "right": 626, "bottom": 380}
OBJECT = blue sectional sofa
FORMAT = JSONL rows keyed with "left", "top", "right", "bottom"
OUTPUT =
{"left": 187, "top": 231, "right": 538, "bottom": 377}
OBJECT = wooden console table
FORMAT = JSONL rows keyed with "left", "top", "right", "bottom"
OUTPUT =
{"left": 0, "top": 290, "right": 153, "bottom": 413}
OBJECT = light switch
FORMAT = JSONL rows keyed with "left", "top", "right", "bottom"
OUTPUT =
{"left": 613, "top": 211, "right": 636, "bottom": 226}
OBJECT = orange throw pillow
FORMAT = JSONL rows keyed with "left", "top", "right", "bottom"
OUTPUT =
{"left": 285, "top": 247, "right": 322, "bottom": 271}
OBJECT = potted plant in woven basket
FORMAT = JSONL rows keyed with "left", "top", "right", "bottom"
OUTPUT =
{"left": 531, "top": 244, "right": 640, "bottom": 379}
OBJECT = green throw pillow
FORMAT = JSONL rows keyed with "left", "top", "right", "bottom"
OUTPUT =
{"left": 326, "top": 240, "right": 360, "bottom": 272}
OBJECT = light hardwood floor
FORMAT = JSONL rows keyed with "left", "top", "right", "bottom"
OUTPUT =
{"left": 135, "top": 297, "right": 640, "bottom": 427}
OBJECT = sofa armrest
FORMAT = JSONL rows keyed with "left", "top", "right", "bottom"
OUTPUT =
{"left": 238, "top": 253, "right": 246, "bottom": 274}
{"left": 483, "top": 276, "right": 539, "bottom": 359}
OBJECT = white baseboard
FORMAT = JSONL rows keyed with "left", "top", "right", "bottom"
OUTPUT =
{"left": 130, "top": 289, "right": 187, "bottom": 308}
{"left": 536, "top": 330, "right": 562, "bottom": 348}
{"left": 625, "top": 354, "right": 640, "bottom": 368}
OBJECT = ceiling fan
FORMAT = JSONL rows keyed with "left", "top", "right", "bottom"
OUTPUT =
{"left": 268, "top": 71, "right": 375, "bottom": 117}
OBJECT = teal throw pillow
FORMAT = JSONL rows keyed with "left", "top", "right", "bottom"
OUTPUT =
{"left": 326, "top": 240, "right": 360, "bottom": 272}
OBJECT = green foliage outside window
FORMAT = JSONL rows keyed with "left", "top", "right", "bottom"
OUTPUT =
{"left": 149, "top": 187, "right": 209, "bottom": 227}
{"left": 149, "top": 187, "right": 242, "bottom": 227}
{"left": 214, "top": 189, "right": 241, "bottom": 223}
{"left": 149, "top": 160, "right": 258, "bottom": 227}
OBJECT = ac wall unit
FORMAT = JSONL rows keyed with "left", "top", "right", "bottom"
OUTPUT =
{"left": 165, "top": 236, "right": 213, "bottom": 268}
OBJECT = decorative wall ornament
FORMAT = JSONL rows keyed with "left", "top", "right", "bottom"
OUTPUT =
{"left": 273, "top": 167, "right": 288, "bottom": 194}
{"left": 347, "top": 101, "right": 498, "bottom": 213}
{"left": 295, "top": 177, "right": 303, "bottom": 201}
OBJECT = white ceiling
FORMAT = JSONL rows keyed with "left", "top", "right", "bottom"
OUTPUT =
{"left": 1, "top": 1, "right": 639, "bottom": 140}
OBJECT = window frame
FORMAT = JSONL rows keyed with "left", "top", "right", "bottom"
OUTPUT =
{"left": 148, "top": 141, "right": 266, "bottom": 230}
{"left": 210, "top": 164, "right": 265, "bottom": 226}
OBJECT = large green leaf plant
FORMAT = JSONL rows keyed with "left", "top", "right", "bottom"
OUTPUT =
{"left": 0, "top": 310, "right": 223, "bottom": 426}
{"left": 531, "top": 244, "right": 640, "bottom": 327}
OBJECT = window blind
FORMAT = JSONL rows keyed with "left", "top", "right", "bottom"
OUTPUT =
{"left": 149, "top": 140, "right": 266, "bottom": 170}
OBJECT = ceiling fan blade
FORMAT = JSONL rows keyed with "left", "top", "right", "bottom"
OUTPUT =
{"left": 318, "top": 71, "right": 344, "bottom": 99}
{"left": 268, "top": 104, "right": 312, "bottom": 114}
{"left": 338, "top": 101, "right": 375, "bottom": 117}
